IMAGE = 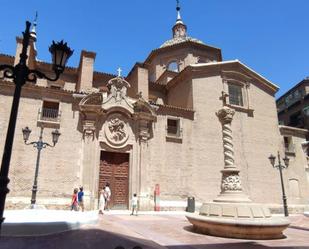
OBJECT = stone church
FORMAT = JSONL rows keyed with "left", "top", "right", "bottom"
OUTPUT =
{"left": 0, "top": 5, "right": 308, "bottom": 211}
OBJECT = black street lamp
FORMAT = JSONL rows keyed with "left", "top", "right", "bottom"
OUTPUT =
{"left": 22, "top": 126, "right": 60, "bottom": 208}
{"left": 268, "top": 152, "right": 290, "bottom": 217}
{"left": 0, "top": 21, "right": 72, "bottom": 231}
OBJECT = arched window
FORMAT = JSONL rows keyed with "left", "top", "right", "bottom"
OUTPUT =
{"left": 167, "top": 61, "right": 179, "bottom": 72}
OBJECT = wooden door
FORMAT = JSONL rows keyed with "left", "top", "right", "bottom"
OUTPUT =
{"left": 99, "top": 151, "right": 129, "bottom": 209}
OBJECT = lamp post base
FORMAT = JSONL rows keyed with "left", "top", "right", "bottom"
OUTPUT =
{"left": 29, "top": 204, "right": 46, "bottom": 210}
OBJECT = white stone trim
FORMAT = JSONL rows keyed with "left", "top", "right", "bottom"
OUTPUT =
{"left": 190, "top": 60, "right": 279, "bottom": 89}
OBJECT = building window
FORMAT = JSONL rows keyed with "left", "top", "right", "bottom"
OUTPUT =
{"left": 167, "top": 61, "right": 179, "bottom": 72}
{"left": 303, "top": 106, "right": 309, "bottom": 117}
{"left": 41, "top": 101, "right": 60, "bottom": 121}
{"left": 228, "top": 84, "right": 243, "bottom": 106}
{"left": 167, "top": 118, "right": 181, "bottom": 137}
{"left": 284, "top": 136, "right": 295, "bottom": 154}
{"left": 289, "top": 111, "right": 302, "bottom": 127}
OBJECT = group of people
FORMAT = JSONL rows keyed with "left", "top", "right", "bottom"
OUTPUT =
{"left": 99, "top": 183, "right": 111, "bottom": 215}
{"left": 71, "top": 186, "right": 84, "bottom": 211}
{"left": 71, "top": 184, "right": 138, "bottom": 216}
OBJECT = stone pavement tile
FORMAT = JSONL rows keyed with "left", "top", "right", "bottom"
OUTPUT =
{"left": 1, "top": 214, "right": 309, "bottom": 249}
{"left": 101, "top": 214, "right": 309, "bottom": 249}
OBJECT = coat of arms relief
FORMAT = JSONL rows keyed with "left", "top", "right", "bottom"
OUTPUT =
{"left": 104, "top": 113, "right": 129, "bottom": 147}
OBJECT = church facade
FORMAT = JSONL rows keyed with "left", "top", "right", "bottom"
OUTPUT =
{"left": 1, "top": 6, "right": 309, "bottom": 211}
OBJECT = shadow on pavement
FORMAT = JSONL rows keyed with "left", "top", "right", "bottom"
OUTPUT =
{"left": 166, "top": 243, "right": 309, "bottom": 249}
{"left": 289, "top": 225, "right": 309, "bottom": 232}
{"left": 0, "top": 228, "right": 165, "bottom": 249}
{"left": 1, "top": 219, "right": 309, "bottom": 249}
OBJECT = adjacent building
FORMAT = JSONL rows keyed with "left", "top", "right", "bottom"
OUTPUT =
{"left": 1, "top": 5, "right": 308, "bottom": 211}
{"left": 277, "top": 77, "right": 309, "bottom": 131}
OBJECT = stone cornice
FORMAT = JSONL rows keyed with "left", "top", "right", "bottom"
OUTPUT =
{"left": 155, "top": 70, "right": 178, "bottom": 86}
{"left": 0, "top": 80, "right": 75, "bottom": 99}
{"left": 149, "top": 83, "right": 167, "bottom": 93}
{"left": 166, "top": 60, "right": 278, "bottom": 94}
{"left": 80, "top": 50, "right": 96, "bottom": 59}
{"left": 279, "top": 125, "right": 308, "bottom": 137}
{"left": 154, "top": 104, "right": 194, "bottom": 120}
{"left": 191, "top": 61, "right": 278, "bottom": 92}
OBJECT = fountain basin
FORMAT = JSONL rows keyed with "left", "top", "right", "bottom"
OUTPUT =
{"left": 186, "top": 213, "right": 290, "bottom": 239}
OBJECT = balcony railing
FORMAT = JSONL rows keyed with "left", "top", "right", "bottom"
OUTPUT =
{"left": 37, "top": 108, "right": 61, "bottom": 124}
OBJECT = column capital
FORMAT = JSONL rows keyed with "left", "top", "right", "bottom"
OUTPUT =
{"left": 82, "top": 120, "right": 96, "bottom": 140}
{"left": 216, "top": 106, "right": 235, "bottom": 124}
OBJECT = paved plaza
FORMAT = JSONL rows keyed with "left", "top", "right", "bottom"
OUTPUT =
{"left": 0, "top": 212, "right": 309, "bottom": 249}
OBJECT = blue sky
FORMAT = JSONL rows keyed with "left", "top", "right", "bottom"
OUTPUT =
{"left": 0, "top": 0, "right": 308, "bottom": 97}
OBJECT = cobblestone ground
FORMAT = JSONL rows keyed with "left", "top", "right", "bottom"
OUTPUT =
{"left": 0, "top": 213, "right": 309, "bottom": 249}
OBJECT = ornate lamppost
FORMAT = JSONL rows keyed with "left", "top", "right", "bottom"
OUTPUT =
{"left": 268, "top": 152, "right": 290, "bottom": 217}
{"left": 22, "top": 126, "right": 60, "bottom": 208}
{"left": 0, "top": 21, "right": 73, "bottom": 231}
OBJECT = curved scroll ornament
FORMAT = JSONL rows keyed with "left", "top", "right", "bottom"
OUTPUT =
{"left": 104, "top": 114, "right": 129, "bottom": 146}
{"left": 0, "top": 65, "right": 15, "bottom": 79}
{"left": 221, "top": 174, "right": 242, "bottom": 191}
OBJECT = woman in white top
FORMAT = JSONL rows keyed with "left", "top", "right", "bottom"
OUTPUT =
{"left": 105, "top": 183, "right": 111, "bottom": 210}
{"left": 99, "top": 187, "right": 106, "bottom": 215}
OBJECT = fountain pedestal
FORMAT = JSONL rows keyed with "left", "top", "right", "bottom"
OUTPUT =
{"left": 186, "top": 105, "right": 289, "bottom": 239}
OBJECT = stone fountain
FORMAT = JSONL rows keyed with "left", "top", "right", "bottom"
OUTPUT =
{"left": 186, "top": 98, "right": 290, "bottom": 239}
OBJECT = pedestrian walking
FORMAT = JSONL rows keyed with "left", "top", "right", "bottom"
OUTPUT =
{"left": 105, "top": 183, "right": 111, "bottom": 210}
{"left": 78, "top": 186, "right": 84, "bottom": 212}
{"left": 99, "top": 187, "right": 106, "bottom": 215}
{"left": 71, "top": 188, "right": 79, "bottom": 211}
{"left": 130, "top": 193, "right": 138, "bottom": 216}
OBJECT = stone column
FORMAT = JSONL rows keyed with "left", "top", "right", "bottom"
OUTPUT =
{"left": 215, "top": 106, "right": 251, "bottom": 203}
{"left": 80, "top": 119, "right": 99, "bottom": 210}
{"left": 137, "top": 119, "right": 152, "bottom": 210}
{"left": 132, "top": 98, "right": 156, "bottom": 210}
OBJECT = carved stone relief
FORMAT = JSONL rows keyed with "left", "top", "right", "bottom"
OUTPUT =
{"left": 104, "top": 113, "right": 129, "bottom": 147}
{"left": 221, "top": 174, "right": 242, "bottom": 191}
{"left": 106, "top": 76, "right": 131, "bottom": 103}
{"left": 82, "top": 120, "right": 96, "bottom": 141}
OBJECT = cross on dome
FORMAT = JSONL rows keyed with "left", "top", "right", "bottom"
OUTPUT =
{"left": 172, "top": 0, "right": 187, "bottom": 38}
{"left": 176, "top": 0, "right": 182, "bottom": 23}
{"left": 30, "top": 11, "right": 38, "bottom": 41}
{"left": 117, "top": 67, "right": 122, "bottom": 77}
{"left": 160, "top": 0, "right": 204, "bottom": 48}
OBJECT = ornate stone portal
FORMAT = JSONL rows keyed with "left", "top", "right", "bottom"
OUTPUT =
{"left": 186, "top": 93, "right": 290, "bottom": 239}
{"left": 78, "top": 73, "right": 156, "bottom": 210}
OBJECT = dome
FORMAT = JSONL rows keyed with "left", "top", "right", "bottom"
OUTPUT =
{"left": 160, "top": 36, "right": 204, "bottom": 48}
{"left": 160, "top": 1, "right": 205, "bottom": 48}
